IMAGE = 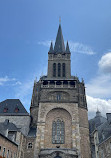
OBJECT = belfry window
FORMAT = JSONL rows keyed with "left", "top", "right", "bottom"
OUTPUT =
{"left": 58, "top": 63, "right": 61, "bottom": 77}
{"left": 52, "top": 119, "right": 65, "bottom": 144}
{"left": 62, "top": 63, "right": 65, "bottom": 77}
{"left": 53, "top": 63, "right": 56, "bottom": 77}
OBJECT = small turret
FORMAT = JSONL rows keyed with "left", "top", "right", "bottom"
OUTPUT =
{"left": 66, "top": 41, "right": 70, "bottom": 53}
{"left": 96, "top": 109, "right": 101, "bottom": 117}
{"left": 49, "top": 41, "right": 54, "bottom": 53}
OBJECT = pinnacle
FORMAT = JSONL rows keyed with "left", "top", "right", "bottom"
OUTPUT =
{"left": 66, "top": 41, "right": 70, "bottom": 53}
{"left": 49, "top": 41, "right": 53, "bottom": 53}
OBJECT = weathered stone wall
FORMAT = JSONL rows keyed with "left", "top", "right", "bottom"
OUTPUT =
{"left": 40, "top": 88, "right": 78, "bottom": 102}
{"left": 22, "top": 137, "right": 35, "bottom": 158}
{"left": 98, "top": 137, "right": 111, "bottom": 158}
{"left": 78, "top": 108, "right": 91, "bottom": 158}
{"left": 47, "top": 53, "right": 71, "bottom": 79}
{"left": 78, "top": 108, "right": 89, "bottom": 128}
{"left": 30, "top": 106, "right": 39, "bottom": 127}
{"left": 0, "top": 134, "right": 18, "bottom": 158}
{"left": 44, "top": 108, "right": 72, "bottom": 148}
{"left": 34, "top": 102, "right": 81, "bottom": 158}
{"left": 0, "top": 116, "right": 30, "bottom": 136}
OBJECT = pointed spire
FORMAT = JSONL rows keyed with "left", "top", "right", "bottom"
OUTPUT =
{"left": 49, "top": 41, "right": 54, "bottom": 53}
{"left": 54, "top": 24, "right": 65, "bottom": 53}
{"left": 66, "top": 41, "right": 70, "bottom": 53}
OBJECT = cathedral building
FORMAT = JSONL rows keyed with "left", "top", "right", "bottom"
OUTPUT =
{"left": 0, "top": 24, "right": 91, "bottom": 158}
{"left": 30, "top": 24, "right": 91, "bottom": 158}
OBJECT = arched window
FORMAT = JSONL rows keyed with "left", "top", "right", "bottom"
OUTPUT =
{"left": 28, "top": 142, "right": 33, "bottom": 149}
{"left": 62, "top": 63, "right": 65, "bottom": 77}
{"left": 53, "top": 63, "right": 56, "bottom": 77}
{"left": 52, "top": 119, "right": 65, "bottom": 144}
{"left": 58, "top": 63, "right": 61, "bottom": 77}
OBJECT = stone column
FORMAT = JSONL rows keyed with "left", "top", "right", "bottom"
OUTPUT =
{"left": 68, "top": 81, "right": 70, "bottom": 88}
{"left": 34, "top": 122, "right": 45, "bottom": 158}
{"left": 61, "top": 81, "right": 63, "bottom": 88}
{"left": 48, "top": 81, "right": 50, "bottom": 88}
{"left": 55, "top": 81, "right": 57, "bottom": 88}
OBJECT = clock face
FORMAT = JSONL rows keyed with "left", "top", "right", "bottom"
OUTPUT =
{"left": 58, "top": 54, "right": 61, "bottom": 58}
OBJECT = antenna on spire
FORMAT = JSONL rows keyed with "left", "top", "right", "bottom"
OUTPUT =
{"left": 97, "top": 106, "right": 99, "bottom": 112}
{"left": 59, "top": 16, "right": 61, "bottom": 24}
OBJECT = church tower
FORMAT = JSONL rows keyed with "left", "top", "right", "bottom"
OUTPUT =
{"left": 30, "top": 23, "right": 91, "bottom": 158}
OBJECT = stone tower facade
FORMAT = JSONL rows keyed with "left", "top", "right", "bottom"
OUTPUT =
{"left": 30, "top": 24, "right": 91, "bottom": 158}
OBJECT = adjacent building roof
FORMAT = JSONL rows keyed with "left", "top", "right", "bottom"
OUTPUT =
{"left": 0, "top": 99, "right": 29, "bottom": 116}
{"left": 27, "top": 127, "right": 37, "bottom": 137}
{"left": 89, "top": 111, "right": 111, "bottom": 144}
{"left": 0, "top": 120, "right": 19, "bottom": 146}
{"left": 0, "top": 119, "right": 19, "bottom": 136}
{"left": 89, "top": 110, "right": 107, "bottom": 133}
{"left": 97, "top": 121, "right": 111, "bottom": 143}
{"left": 0, "top": 131, "right": 18, "bottom": 146}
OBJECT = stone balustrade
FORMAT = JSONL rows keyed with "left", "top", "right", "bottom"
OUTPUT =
{"left": 41, "top": 80, "right": 76, "bottom": 89}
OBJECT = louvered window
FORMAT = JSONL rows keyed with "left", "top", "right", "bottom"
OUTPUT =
{"left": 58, "top": 63, "right": 61, "bottom": 77}
{"left": 62, "top": 63, "right": 65, "bottom": 77}
{"left": 53, "top": 63, "right": 56, "bottom": 77}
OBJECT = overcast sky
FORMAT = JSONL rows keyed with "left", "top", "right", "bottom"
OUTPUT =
{"left": 0, "top": 0, "right": 111, "bottom": 119}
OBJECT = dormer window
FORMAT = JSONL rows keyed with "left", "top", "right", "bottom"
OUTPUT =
{"left": 8, "top": 131, "right": 16, "bottom": 141}
{"left": 15, "top": 107, "right": 19, "bottom": 113}
{"left": 3, "top": 108, "right": 8, "bottom": 113}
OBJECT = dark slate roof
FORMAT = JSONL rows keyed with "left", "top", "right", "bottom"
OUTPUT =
{"left": 89, "top": 111, "right": 111, "bottom": 144}
{"left": 27, "top": 127, "right": 37, "bottom": 137}
{"left": 0, "top": 119, "right": 19, "bottom": 136}
{"left": 0, "top": 99, "right": 29, "bottom": 116}
{"left": 89, "top": 111, "right": 107, "bottom": 134}
{"left": 54, "top": 24, "right": 65, "bottom": 53}
{"left": 97, "top": 121, "right": 111, "bottom": 143}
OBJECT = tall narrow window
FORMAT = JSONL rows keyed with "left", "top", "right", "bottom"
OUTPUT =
{"left": 7, "top": 150, "right": 9, "bottom": 158}
{"left": 57, "top": 94, "right": 61, "bottom": 101}
{"left": 52, "top": 119, "right": 65, "bottom": 144}
{"left": 62, "top": 63, "right": 65, "bottom": 77}
{"left": 3, "top": 148, "right": 5, "bottom": 157}
{"left": 58, "top": 63, "right": 61, "bottom": 77}
{"left": 53, "top": 63, "right": 56, "bottom": 77}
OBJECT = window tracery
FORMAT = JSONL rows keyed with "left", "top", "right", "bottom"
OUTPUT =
{"left": 52, "top": 119, "right": 65, "bottom": 144}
